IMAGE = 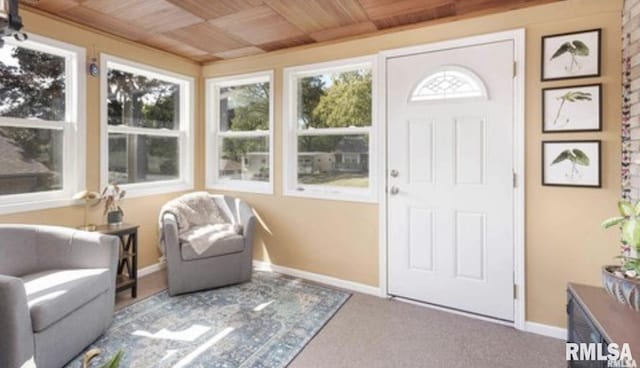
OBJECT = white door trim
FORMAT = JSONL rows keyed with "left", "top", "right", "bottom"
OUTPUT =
{"left": 377, "top": 28, "right": 526, "bottom": 330}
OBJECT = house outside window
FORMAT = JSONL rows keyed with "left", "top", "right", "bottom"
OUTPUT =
{"left": 101, "top": 54, "right": 194, "bottom": 197}
{"left": 205, "top": 71, "right": 274, "bottom": 194}
{"left": 283, "top": 56, "right": 377, "bottom": 202}
{"left": 0, "top": 35, "right": 85, "bottom": 214}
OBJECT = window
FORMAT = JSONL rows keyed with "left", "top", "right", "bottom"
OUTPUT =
{"left": 410, "top": 66, "right": 487, "bottom": 102}
{"left": 101, "top": 55, "right": 193, "bottom": 197}
{"left": 0, "top": 35, "right": 85, "bottom": 214}
{"left": 283, "top": 57, "right": 377, "bottom": 202}
{"left": 205, "top": 71, "right": 273, "bottom": 194}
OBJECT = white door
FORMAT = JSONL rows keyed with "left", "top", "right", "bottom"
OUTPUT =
{"left": 387, "top": 41, "right": 515, "bottom": 321}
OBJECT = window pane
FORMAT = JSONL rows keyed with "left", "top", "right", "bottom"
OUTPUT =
{"left": 297, "top": 69, "right": 371, "bottom": 130}
{"left": 219, "top": 136, "right": 269, "bottom": 182}
{"left": 297, "top": 134, "right": 368, "bottom": 188}
{"left": 107, "top": 68, "right": 180, "bottom": 130}
{"left": 219, "top": 81, "right": 269, "bottom": 132}
{"left": 108, "top": 133, "right": 179, "bottom": 184}
{"left": 0, "top": 45, "right": 66, "bottom": 121}
{"left": 411, "top": 68, "right": 487, "bottom": 101}
{"left": 0, "top": 127, "right": 63, "bottom": 195}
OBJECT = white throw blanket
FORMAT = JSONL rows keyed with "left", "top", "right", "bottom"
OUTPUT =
{"left": 179, "top": 223, "right": 242, "bottom": 255}
{"left": 158, "top": 192, "right": 243, "bottom": 256}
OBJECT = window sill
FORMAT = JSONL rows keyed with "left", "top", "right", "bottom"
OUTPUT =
{"left": 117, "top": 180, "right": 194, "bottom": 199}
{"left": 0, "top": 196, "right": 78, "bottom": 216}
{"left": 283, "top": 187, "right": 378, "bottom": 204}
{"left": 207, "top": 181, "right": 273, "bottom": 195}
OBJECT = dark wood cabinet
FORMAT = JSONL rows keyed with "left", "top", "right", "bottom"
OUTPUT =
{"left": 567, "top": 283, "right": 640, "bottom": 368}
{"left": 97, "top": 223, "right": 139, "bottom": 298}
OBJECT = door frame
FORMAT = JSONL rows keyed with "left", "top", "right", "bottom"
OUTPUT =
{"left": 376, "top": 29, "right": 526, "bottom": 330}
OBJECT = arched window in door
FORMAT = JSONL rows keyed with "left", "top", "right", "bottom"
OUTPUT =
{"left": 410, "top": 66, "right": 488, "bottom": 102}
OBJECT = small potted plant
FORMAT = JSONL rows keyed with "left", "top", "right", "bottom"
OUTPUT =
{"left": 102, "top": 184, "right": 126, "bottom": 226}
{"left": 601, "top": 200, "right": 640, "bottom": 311}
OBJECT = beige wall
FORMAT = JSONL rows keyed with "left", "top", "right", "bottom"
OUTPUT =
{"left": 0, "top": 9, "right": 204, "bottom": 271}
{"left": 202, "top": 0, "right": 623, "bottom": 328}
{"left": 0, "top": 0, "right": 623, "bottom": 329}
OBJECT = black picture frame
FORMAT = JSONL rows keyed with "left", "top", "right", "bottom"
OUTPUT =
{"left": 541, "top": 29, "right": 601, "bottom": 82}
{"left": 542, "top": 83, "right": 602, "bottom": 133}
{"left": 542, "top": 140, "right": 602, "bottom": 188}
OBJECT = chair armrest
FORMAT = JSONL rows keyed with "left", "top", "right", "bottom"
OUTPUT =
{"left": 0, "top": 275, "right": 34, "bottom": 368}
{"left": 236, "top": 200, "right": 256, "bottom": 233}
{"left": 35, "top": 226, "right": 119, "bottom": 277}
{"left": 162, "top": 213, "right": 182, "bottom": 262}
{"left": 235, "top": 200, "right": 256, "bottom": 252}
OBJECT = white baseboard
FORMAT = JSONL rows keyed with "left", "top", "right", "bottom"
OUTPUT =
{"left": 138, "top": 261, "right": 166, "bottom": 277}
{"left": 524, "top": 321, "right": 567, "bottom": 340}
{"left": 253, "top": 260, "right": 381, "bottom": 296}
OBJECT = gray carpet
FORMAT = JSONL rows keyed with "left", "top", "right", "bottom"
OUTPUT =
{"left": 289, "top": 293, "right": 566, "bottom": 368}
{"left": 121, "top": 270, "right": 566, "bottom": 368}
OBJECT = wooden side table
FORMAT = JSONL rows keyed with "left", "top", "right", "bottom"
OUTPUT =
{"left": 96, "top": 223, "right": 139, "bottom": 298}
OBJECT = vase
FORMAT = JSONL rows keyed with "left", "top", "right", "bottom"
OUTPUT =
{"left": 107, "top": 210, "right": 123, "bottom": 226}
{"left": 601, "top": 265, "right": 640, "bottom": 312}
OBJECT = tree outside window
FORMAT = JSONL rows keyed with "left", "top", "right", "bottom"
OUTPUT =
{"left": 293, "top": 67, "right": 373, "bottom": 190}
{"left": 0, "top": 44, "right": 67, "bottom": 195}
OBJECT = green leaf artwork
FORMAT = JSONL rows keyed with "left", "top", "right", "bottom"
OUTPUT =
{"left": 551, "top": 148, "right": 590, "bottom": 181}
{"left": 550, "top": 40, "right": 590, "bottom": 73}
{"left": 552, "top": 90, "right": 592, "bottom": 126}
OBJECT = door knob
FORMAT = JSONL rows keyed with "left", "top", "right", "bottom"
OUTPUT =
{"left": 389, "top": 186, "right": 400, "bottom": 195}
{"left": 390, "top": 169, "right": 399, "bottom": 178}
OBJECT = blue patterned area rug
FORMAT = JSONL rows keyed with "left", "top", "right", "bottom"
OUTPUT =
{"left": 65, "top": 271, "right": 350, "bottom": 368}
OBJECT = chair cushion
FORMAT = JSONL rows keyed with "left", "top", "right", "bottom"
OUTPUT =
{"left": 180, "top": 234, "right": 244, "bottom": 261}
{"left": 21, "top": 268, "right": 111, "bottom": 332}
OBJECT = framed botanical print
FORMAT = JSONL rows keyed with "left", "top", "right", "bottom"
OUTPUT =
{"left": 542, "top": 84, "right": 602, "bottom": 133}
{"left": 541, "top": 29, "right": 601, "bottom": 81}
{"left": 542, "top": 140, "right": 601, "bottom": 188}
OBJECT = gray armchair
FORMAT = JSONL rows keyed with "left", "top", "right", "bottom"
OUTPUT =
{"left": 161, "top": 194, "right": 256, "bottom": 296}
{"left": 0, "top": 225, "right": 119, "bottom": 368}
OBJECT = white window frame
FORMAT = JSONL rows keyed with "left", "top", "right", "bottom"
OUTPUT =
{"left": 0, "top": 34, "right": 86, "bottom": 215}
{"left": 283, "top": 56, "right": 377, "bottom": 203}
{"left": 100, "top": 54, "right": 194, "bottom": 198}
{"left": 205, "top": 71, "right": 274, "bottom": 194}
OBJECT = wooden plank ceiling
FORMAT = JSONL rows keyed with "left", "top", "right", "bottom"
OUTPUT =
{"left": 24, "top": 0, "right": 562, "bottom": 63}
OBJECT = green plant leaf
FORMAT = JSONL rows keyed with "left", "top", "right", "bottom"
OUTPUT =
{"left": 602, "top": 216, "right": 625, "bottom": 229}
{"left": 622, "top": 218, "right": 640, "bottom": 248}
{"left": 619, "top": 200, "right": 635, "bottom": 216}
{"left": 560, "top": 91, "right": 592, "bottom": 103}
{"left": 634, "top": 200, "right": 640, "bottom": 216}
{"left": 571, "top": 91, "right": 592, "bottom": 101}
{"left": 572, "top": 149, "right": 590, "bottom": 166}
{"left": 550, "top": 42, "right": 574, "bottom": 60}
{"left": 551, "top": 149, "right": 573, "bottom": 165}
{"left": 572, "top": 40, "right": 590, "bottom": 56}
{"left": 100, "top": 351, "right": 123, "bottom": 368}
